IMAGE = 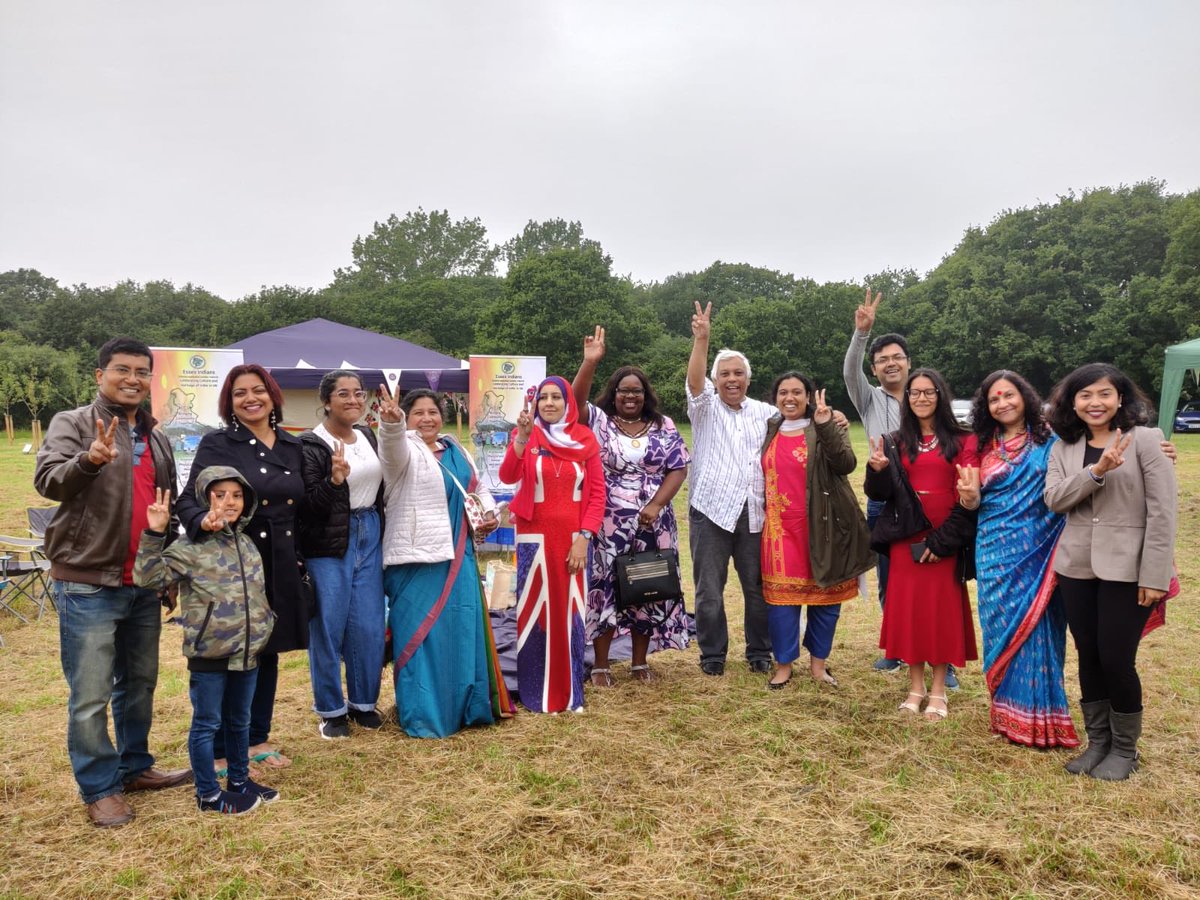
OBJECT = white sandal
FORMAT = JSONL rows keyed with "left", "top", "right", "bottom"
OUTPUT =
{"left": 589, "top": 668, "right": 615, "bottom": 687}
{"left": 923, "top": 694, "right": 948, "bottom": 720}
{"left": 899, "top": 691, "right": 926, "bottom": 715}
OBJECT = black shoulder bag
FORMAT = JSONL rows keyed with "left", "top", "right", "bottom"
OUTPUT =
{"left": 614, "top": 530, "right": 684, "bottom": 613}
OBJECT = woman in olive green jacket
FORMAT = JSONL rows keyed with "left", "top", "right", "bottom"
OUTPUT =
{"left": 759, "top": 371, "right": 874, "bottom": 689}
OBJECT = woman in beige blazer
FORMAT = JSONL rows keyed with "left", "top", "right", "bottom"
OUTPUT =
{"left": 1044, "top": 363, "right": 1176, "bottom": 782}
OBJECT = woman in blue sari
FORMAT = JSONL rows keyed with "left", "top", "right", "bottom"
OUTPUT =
{"left": 378, "top": 387, "right": 514, "bottom": 738}
{"left": 961, "top": 371, "right": 1079, "bottom": 749}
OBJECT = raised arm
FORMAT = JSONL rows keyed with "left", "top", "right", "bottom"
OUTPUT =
{"left": 687, "top": 302, "right": 712, "bottom": 400}
{"left": 572, "top": 326, "right": 605, "bottom": 424}
{"left": 842, "top": 288, "right": 881, "bottom": 418}
{"left": 376, "top": 382, "right": 411, "bottom": 481}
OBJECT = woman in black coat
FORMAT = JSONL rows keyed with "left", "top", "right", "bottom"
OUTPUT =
{"left": 175, "top": 363, "right": 307, "bottom": 771}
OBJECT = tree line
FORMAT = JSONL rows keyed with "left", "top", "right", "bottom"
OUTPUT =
{"left": 2, "top": 181, "right": 1197, "bottom": 431}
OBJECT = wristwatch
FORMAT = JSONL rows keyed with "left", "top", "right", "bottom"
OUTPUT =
{"left": 578, "top": 529, "right": 595, "bottom": 541}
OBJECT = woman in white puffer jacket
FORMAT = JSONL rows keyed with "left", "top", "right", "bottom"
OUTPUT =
{"left": 377, "top": 386, "right": 515, "bottom": 737}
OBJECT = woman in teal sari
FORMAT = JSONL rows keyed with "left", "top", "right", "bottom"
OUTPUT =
{"left": 961, "top": 371, "right": 1079, "bottom": 749}
{"left": 378, "top": 387, "right": 514, "bottom": 738}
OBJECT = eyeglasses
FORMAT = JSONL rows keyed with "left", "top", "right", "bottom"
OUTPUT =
{"left": 907, "top": 388, "right": 939, "bottom": 399}
{"left": 332, "top": 390, "right": 368, "bottom": 401}
{"left": 873, "top": 354, "right": 908, "bottom": 365}
{"left": 616, "top": 388, "right": 645, "bottom": 396}
{"left": 104, "top": 365, "right": 152, "bottom": 380}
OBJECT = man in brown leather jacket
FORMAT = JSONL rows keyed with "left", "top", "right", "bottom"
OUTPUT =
{"left": 35, "top": 337, "right": 191, "bottom": 827}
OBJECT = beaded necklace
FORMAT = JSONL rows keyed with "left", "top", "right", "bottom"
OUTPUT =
{"left": 995, "top": 427, "right": 1032, "bottom": 464}
{"left": 915, "top": 434, "right": 940, "bottom": 454}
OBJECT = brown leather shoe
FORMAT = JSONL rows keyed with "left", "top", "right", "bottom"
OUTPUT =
{"left": 87, "top": 793, "right": 135, "bottom": 828}
{"left": 123, "top": 767, "right": 193, "bottom": 792}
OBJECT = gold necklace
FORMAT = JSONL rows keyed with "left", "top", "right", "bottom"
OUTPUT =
{"left": 615, "top": 418, "right": 649, "bottom": 447}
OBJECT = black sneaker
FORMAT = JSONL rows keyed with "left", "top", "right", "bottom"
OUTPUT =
{"left": 348, "top": 708, "right": 383, "bottom": 729}
{"left": 228, "top": 778, "right": 280, "bottom": 804}
{"left": 197, "top": 790, "right": 261, "bottom": 815}
{"left": 319, "top": 714, "right": 350, "bottom": 740}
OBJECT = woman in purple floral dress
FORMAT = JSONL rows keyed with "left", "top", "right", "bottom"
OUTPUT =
{"left": 572, "top": 327, "right": 692, "bottom": 686}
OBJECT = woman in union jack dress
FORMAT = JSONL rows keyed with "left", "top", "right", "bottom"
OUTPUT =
{"left": 499, "top": 376, "right": 605, "bottom": 713}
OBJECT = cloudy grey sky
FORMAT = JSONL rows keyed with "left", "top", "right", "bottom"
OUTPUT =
{"left": 2, "top": 1, "right": 1198, "bottom": 299}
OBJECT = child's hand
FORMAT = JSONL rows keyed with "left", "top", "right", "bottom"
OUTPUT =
{"left": 200, "top": 507, "right": 227, "bottom": 533}
{"left": 147, "top": 487, "right": 171, "bottom": 532}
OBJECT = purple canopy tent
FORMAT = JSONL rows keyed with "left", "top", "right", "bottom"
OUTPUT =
{"left": 225, "top": 317, "right": 468, "bottom": 392}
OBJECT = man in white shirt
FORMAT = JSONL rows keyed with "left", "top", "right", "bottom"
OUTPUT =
{"left": 685, "top": 302, "right": 775, "bottom": 676}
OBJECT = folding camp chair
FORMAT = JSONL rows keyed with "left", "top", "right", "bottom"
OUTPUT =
{"left": 26, "top": 505, "right": 58, "bottom": 541}
{"left": 0, "top": 536, "right": 53, "bottom": 620}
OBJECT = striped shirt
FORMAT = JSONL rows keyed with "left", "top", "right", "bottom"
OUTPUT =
{"left": 843, "top": 329, "right": 903, "bottom": 439}
{"left": 686, "top": 377, "right": 776, "bottom": 533}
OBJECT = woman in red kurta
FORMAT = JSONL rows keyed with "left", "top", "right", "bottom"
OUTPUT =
{"left": 761, "top": 374, "right": 861, "bottom": 690}
{"left": 499, "top": 376, "right": 605, "bottom": 713}
{"left": 866, "top": 368, "right": 979, "bottom": 722}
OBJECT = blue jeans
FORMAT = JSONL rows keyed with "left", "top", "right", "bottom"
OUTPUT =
{"left": 307, "top": 509, "right": 385, "bottom": 717}
{"left": 865, "top": 499, "right": 891, "bottom": 609}
{"left": 56, "top": 580, "right": 162, "bottom": 804}
{"left": 189, "top": 668, "right": 259, "bottom": 799}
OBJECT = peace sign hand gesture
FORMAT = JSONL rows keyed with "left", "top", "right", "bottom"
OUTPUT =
{"left": 583, "top": 326, "right": 606, "bottom": 364}
{"left": 812, "top": 389, "right": 832, "bottom": 425}
{"left": 330, "top": 439, "right": 351, "bottom": 485}
{"left": 378, "top": 382, "right": 404, "bottom": 424}
{"left": 691, "top": 301, "right": 713, "bottom": 341}
{"left": 516, "top": 394, "right": 534, "bottom": 442}
{"left": 200, "top": 505, "right": 227, "bottom": 533}
{"left": 855, "top": 287, "right": 882, "bottom": 333}
{"left": 1092, "top": 429, "right": 1134, "bottom": 477}
{"left": 867, "top": 436, "right": 889, "bottom": 472}
{"left": 88, "top": 417, "right": 120, "bottom": 467}
{"left": 146, "top": 487, "right": 171, "bottom": 532}
{"left": 955, "top": 465, "right": 981, "bottom": 510}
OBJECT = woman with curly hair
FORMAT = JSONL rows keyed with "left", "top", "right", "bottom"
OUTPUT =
{"left": 571, "top": 327, "right": 691, "bottom": 686}
{"left": 1043, "top": 363, "right": 1176, "bottom": 780}
{"left": 959, "top": 371, "right": 1079, "bottom": 749}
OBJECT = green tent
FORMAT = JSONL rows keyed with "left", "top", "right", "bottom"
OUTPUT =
{"left": 1158, "top": 336, "right": 1200, "bottom": 433}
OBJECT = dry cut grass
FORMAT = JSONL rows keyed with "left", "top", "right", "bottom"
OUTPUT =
{"left": 0, "top": 431, "right": 1198, "bottom": 898}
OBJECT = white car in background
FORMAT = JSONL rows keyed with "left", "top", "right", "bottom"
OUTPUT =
{"left": 951, "top": 399, "right": 973, "bottom": 427}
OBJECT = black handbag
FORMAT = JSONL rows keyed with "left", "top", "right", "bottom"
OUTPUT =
{"left": 614, "top": 530, "right": 684, "bottom": 612}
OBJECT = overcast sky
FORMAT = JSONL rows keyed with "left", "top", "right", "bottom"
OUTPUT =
{"left": 2, "top": 1, "right": 1198, "bottom": 300}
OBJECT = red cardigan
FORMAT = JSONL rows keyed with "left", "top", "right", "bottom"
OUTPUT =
{"left": 499, "top": 443, "right": 606, "bottom": 534}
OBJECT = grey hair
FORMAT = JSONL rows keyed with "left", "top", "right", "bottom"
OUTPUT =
{"left": 318, "top": 369, "right": 363, "bottom": 405}
{"left": 710, "top": 348, "right": 752, "bottom": 382}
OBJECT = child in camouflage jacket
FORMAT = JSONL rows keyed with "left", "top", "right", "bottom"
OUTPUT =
{"left": 135, "top": 465, "right": 278, "bottom": 815}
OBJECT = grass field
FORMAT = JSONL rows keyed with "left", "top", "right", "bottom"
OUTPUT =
{"left": 1, "top": 426, "right": 1198, "bottom": 898}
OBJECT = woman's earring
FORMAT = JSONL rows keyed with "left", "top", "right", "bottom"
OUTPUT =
{"left": 231, "top": 414, "right": 240, "bottom": 432}
{"left": 269, "top": 410, "right": 278, "bottom": 428}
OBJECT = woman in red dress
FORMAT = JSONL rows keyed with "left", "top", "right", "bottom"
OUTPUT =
{"left": 499, "top": 376, "right": 605, "bottom": 713}
{"left": 865, "top": 368, "right": 980, "bottom": 722}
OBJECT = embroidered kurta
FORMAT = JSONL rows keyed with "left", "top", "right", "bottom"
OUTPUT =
{"left": 761, "top": 430, "right": 857, "bottom": 606}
